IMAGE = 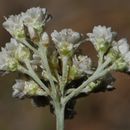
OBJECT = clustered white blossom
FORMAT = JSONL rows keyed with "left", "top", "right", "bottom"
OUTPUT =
{"left": 0, "top": 38, "right": 30, "bottom": 71}
{"left": 51, "top": 29, "right": 83, "bottom": 56}
{"left": 3, "top": 7, "right": 51, "bottom": 41}
{"left": 12, "top": 80, "right": 45, "bottom": 99}
{"left": 3, "top": 15, "right": 24, "bottom": 39}
{"left": 1, "top": 7, "right": 130, "bottom": 130}
{"left": 21, "top": 8, "right": 50, "bottom": 29}
{"left": 87, "top": 25, "right": 117, "bottom": 53}
{"left": 68, "top": 55, "right": 93, "bottom": 80}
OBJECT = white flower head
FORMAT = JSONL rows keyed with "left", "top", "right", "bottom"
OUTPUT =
{"left": 5, "top": 38, "right": 30, "bottom": 62}
{"left": 3, "top": 15, "right": 25, "bottom": 39}
{"left": 0, "top": 50, "right": 17, "bottom": 71}
{"left": 73, "top": 55, "right": 93, "bottom": 74}
{"left": 112, "top": 38, "right": 129, "bottom": 55}
{"left": 12, "top": 80, "right": 45, "bottom": 99}
{"left": 87, "top": 25, "right": 116, "bottom": 52}
{"left": 110, "top": 38, "right": 129, "bottom": 61}
{"left": 51, "top": 29, "right": 83, "bottom": 56}
{"left": 24, "top": 80, "right": 44, "bottom": 96}
{"left": 15, "top": 43, "right": 30, "bottom": 62}
{"left": 0, "top": 38, "right": 30, "bottom": 72}
{"left": 109, "top": 38, "right": 130, "bottom": 71}
{"left": 22, "top": 7, "right": 51, "bottom": 30}
{"left": 0, "top": 39, "right": 19, "bottom": 71}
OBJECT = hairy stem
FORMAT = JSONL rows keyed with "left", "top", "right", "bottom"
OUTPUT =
{"left": 55, "top": 100, "right": 65, "bottom": 130}
{"left": 61, "top": 56, "right": 68, "bottom": 95}
{"left": 38, "top": 45, "right": 57, "bottom": 97}
{"left": 64, "top": 58, "right": 112, "bottom": 103}
{"left": 21, "top": 40, "right": 38, "bottom": 53}
{"left": 23, "top": 61, "right": 50, "bottom": 95}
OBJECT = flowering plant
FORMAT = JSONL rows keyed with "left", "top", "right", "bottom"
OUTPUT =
{"left": 1, "top": 7, "right": 130, "bottom": 130}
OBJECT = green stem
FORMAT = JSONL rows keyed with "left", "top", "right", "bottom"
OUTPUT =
{"left": 55, "top": 102, "right": 65, "bottom": 130}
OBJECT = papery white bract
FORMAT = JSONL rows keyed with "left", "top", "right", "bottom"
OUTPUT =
{"left": 51, "top": 29, "right": 81, "bottom": 44}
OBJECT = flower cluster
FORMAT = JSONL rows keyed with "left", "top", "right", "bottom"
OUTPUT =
{"left": 0, "top": 38, "right": 30, "bottom": 72}
{"left": 87, "top": 25, "right": 116, "bottom": 53}
{"left": 1, "top": 7, "right": 130, "bottom": 130}
{"left": 109, "top": 38, "right": 130, "bottom": 71}
{"left": 69, "top": 55, "right": 93, "bottom": 80}
{"left": 12, "top": 80, "right": 45, "bottom": 99}
{"left": 3, "top": 7, "right": 51, "bottom": 41}
{"left": 87, "top": 25, "right": 130, "bottom": 72}
{"left": 51, "top": 29, "right": 83, "bottom": 56}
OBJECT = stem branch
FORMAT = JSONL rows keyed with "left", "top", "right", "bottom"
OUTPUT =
{"left": 64, "top": 58, "right": 112, "bottom": 103}
{"left": 61, "top": 56, "right": 68, "bottom": 95}
{"left": 23, "top": 61, "right": 50, "bottom": 95}
{"left": 38, "top": 45, "right": 57, "bottom": 97}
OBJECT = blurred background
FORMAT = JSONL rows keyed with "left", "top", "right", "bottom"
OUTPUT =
{"left": 0, "top": 0, "right": 130, "bottom": 130}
